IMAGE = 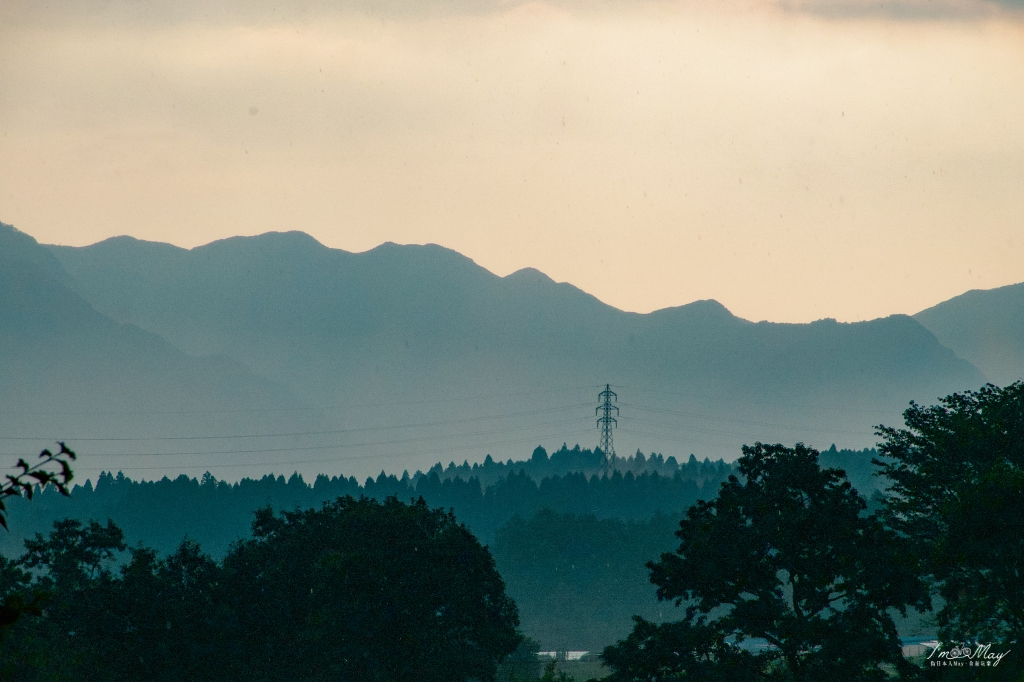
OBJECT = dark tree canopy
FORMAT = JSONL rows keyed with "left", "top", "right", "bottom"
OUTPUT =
{"left": 0, "top": 496, "right": 521, "bottom": 682}
{"left": 876, "top": 381, "right": 1024, "bottom": 644}
{"left": 222, "top": 496, "right": 522, "bottom": 682}
{"left": 604, "top": 443, "right": 929, "bottom": 682}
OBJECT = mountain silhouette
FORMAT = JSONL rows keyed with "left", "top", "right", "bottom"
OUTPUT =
{"left": 0, "top": 223, "right": 316, "bottom": 481}
{"left": 915, "top": 282, "right": 1024, "bottom": 387}
{"left": 32, "top": 229, "right": 984, "bottom": 479}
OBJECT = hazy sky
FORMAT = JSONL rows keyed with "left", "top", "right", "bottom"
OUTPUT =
{"left": 2, "top": 0, "right": 1022, "bottom": 323}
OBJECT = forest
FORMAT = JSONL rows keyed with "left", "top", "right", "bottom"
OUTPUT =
{"left": 0, "top": 444, "right": 883, "bottom": 649}
{"left": 0, "top": 444, "right": 879, "bottom": 559}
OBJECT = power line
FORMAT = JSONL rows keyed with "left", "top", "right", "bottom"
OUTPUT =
{"left": 620, "top": 419, "right": 847, "bottom": 444}
{"left": 0, "top": 384, "right": 603, "bottom": 417}
{"left": 11, "top": 381, "right": 889, "bottom": 477}
{"left": 3, "top": 416, "right": 587, "bottom": 459}
{"left": 618, "top": 418, "right": 879, "bottom": 449}
{"left": 616, "top": 426, "right": 849, "bottom": 453}
{"left": 68, "top": 427, "right": 594, "bottom": 473}
{"left": 616, "top": 384, "right": 903, "bottom": 418}
{"left": 618, "top": 403, "right": 873, "bottom": 437}
{"left": 0, "top": 403, "right": 591, "bottom": 442}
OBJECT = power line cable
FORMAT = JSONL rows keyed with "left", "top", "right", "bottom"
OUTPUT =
{"left": 6, "top": 416, "right": 587, "bottom": 459}
{"left": 69, "top": 428, "right": 595, "bottom": 472}
{"left": 0, "top": 403, "right": 591, "bottom": 442}
{"left": 0, "top": 384, "right": 603, "bottom": 416}
{"left": 618, "top": 404, "right": 873, "bottom": 437}
{"left": 616, "top": 384, "right": 905, "bottom": 418}
{"left": 616, "top": 425, "right": 862, "bottom": 453}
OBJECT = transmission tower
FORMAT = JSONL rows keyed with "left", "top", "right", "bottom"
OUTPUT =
{"left": 596, "top": 384, "right": 618, "bottom": 470}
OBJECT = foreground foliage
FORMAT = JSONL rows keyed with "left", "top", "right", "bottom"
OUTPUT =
{"left": 0, "top": 496, "right": 520, "bottom": 682}
{"left": 876, "top": 382, "right": 1024, "bottom": 649}
{"left": 603, "top": 443, "right": 929, "bottom": 682}
{"left": 0, "top": 444, "right": 76, "bottom": 640}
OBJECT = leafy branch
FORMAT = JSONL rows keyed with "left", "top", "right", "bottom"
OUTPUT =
{"left": 0, "top": 442, "right": 76, "bottom": 530}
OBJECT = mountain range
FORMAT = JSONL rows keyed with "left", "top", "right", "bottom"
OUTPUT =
{"left": 1, "top": 220, "right": 1018, "bottom": 481}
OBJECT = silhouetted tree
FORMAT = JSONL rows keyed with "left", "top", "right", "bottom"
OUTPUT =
{"left": 604, "top": 616, "right": 763, "bottom": 682}
{"left": 603, "top": 443, "right": 929, "bottom": 682}
{"left": 221, "top": 495, "right": 522, "bottom": 682}
{"left": 876, "top": 381, "right": 1024, "bottom": 646}
{"left": 496, "top": 637, "right": 542, "bottom": 682}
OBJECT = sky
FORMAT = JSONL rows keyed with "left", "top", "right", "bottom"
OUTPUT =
{"left": 1, "top": 0, "right": 1023, "bottom": 323}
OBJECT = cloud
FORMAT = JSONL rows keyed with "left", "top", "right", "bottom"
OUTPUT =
{"left": 0, "top": 0, "right": 498, "bottom": 27}
{"left": 785, "top": 0, "right": 1023, "bottom": 20}
{"left": 2, "top": 0, "right": 1022, "bottom": 28}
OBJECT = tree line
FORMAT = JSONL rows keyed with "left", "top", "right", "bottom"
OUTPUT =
{"left": 2, "top": 444, "right": 883, "bottom": 562}
{"left": 0, "top": 446, "right": 747, "bottom": 558}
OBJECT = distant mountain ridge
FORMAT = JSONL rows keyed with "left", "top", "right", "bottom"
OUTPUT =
{"left": 0, "top": 223, "right": 295, "bottom": 413}
{"left": 914, "top": 282, "right": 1024, "bottom": 387}
{"left": 0, "top": 223, "right": 321, "bottom": 481}
{"left": 32, "top": 227, "right": 986, "bottom": 479}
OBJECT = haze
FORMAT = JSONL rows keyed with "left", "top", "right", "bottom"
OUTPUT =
{"left": 2, "top": 0, "right": 1022, "bottom": 323}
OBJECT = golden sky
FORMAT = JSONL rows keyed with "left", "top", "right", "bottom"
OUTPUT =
{"left": 2, "top": 0, "right": 1022, "bottom": 322}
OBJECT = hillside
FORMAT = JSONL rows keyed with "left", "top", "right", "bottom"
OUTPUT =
{"left": 915, "top": 281, "right": 1024, "bottom": 387}
{"left": 0, "top": 223, "right": 320, "bottom": 481}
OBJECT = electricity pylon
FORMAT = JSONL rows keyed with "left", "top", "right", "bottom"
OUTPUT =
{"left": 596, "top": 384, "right": 618, "bottom": 472}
